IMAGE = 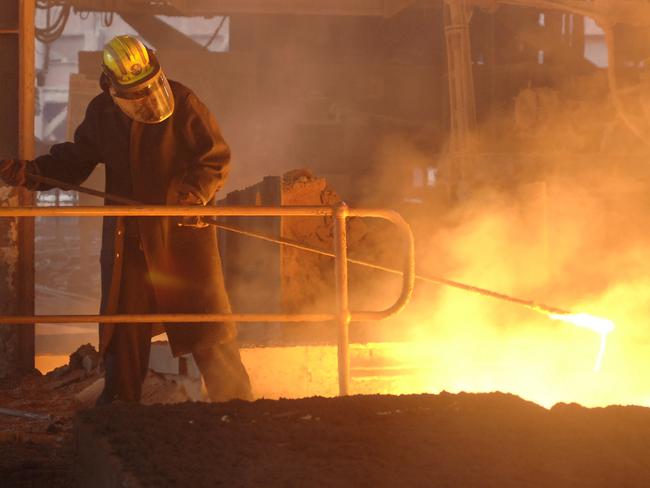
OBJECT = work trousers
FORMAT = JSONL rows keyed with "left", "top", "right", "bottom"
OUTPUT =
{"left": 98, "top": 232, "right": 253, "bottom": 404}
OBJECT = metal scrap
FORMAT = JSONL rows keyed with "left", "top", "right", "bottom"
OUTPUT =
{"left": 0, "top": 406, "right": 51, "bottom": 421}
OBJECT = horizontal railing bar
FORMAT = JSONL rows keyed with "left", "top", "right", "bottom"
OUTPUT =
{"left": 0, "top": 312, "right": 401, "bottom": 324}
{"left": 0, "top": 313, "right": 336, "bottom": 324}
{"left": 0, "top": 206, "right": 411, "bottom": 220}
{"left": 0, "top": 205, "right": 335, "bottom": 218}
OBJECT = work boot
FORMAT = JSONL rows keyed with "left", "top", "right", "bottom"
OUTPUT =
{"left": 192, "top": 341, "right": 253, "bottom": 402}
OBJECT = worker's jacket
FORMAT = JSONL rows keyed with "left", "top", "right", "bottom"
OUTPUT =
{"left": 32, "top": 79, "right": 235, "bottom": 356}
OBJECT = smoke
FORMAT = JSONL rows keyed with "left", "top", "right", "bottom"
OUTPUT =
{"left": 356, "top": 69, "right": 650, "bottom": 408}
{"left": 31, "top": 11, "right": 650, "bottom": 404}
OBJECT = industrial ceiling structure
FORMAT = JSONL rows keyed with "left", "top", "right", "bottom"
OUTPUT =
{"left": 31, "top": 0, "right": 650, "bottom": 25}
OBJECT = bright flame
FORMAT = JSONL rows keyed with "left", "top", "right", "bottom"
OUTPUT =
{"left": 548, "top": 313, "right": 615, "bottom": 372}
{"left": 548, "top": 313, "right": 615, "bottom": 336}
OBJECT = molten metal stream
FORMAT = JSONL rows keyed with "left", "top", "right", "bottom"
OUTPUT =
{"left": 26, "top": 173, "right": 616, "bottom": 369}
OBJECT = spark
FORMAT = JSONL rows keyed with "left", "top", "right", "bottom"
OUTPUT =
{"left": 548, "top": 313, "right": 615, "bottom": 372}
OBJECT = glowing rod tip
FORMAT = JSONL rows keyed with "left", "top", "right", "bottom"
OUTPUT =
{"left": 549, "top": 313, "right": 615, "bottom": 336}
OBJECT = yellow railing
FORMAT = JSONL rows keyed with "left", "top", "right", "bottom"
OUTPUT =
{"left": 0, "top": 203, "right": 416, "bottom": 395}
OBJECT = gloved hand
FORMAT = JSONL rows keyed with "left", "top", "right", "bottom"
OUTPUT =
{"left": 176, "top": 190, "right": 209, "bottom": 228}
{"left": 0, "top": 159, "right": 31, "bottom": 187}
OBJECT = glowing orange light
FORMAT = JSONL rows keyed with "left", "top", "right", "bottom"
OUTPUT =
{"left": 548, "top": 313, "right": 615, "bottom": 372}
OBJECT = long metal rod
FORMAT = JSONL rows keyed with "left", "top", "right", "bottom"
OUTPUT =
{"left": 21, "top": 174, "right": 562, "bottom": 315}
{"left": 28, "top": 173, "right": 139, "bottom": 205}
{"left": 217, "top": 222, "right": 567, "bottom": 314}
{"left": 333, "top": 202, "right": 351, "bottom": 396}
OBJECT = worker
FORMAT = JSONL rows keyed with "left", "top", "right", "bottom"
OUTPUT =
{"left": 0, "top": 35, "right": 253, "bottom": 404}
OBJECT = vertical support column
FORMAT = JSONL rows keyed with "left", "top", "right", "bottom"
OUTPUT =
{"left": 443, "top": 0, "right": 476, "bottom": 198}
{"left": 333, "top": 202, "right": 350, "bottom": 396}
{"left": 487, "top": 10, "right": 496, "bottom": 139}
{"left": 0, "top": 0, "right": 35, "bottom": 380}
{"left": 18, "top": 0, "right": 36, "bottom": 374}
{"left": 19, "top": 0, "right": 35, "bottom": 163}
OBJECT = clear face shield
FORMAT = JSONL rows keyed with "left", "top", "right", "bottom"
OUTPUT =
{"left": 104, "top": 52, "right": 175, "bottom": 124}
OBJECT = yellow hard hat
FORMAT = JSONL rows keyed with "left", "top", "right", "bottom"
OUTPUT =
{"left": 102, "top": 35, "right": 154, "bottom": 85}
{"left": 101, "top": 35, "right": 174, "bottom": 124}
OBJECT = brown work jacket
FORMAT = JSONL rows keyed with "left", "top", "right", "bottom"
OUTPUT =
{"left": 33, "top": 79, "right": 235, "bottom": 356}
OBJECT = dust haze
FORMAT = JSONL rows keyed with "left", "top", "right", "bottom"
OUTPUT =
{"left": 363, "top": 66, "right": 650, "bottom": 408}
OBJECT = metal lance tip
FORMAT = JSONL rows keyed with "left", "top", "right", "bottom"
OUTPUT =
{"left": 546, "top": 313, "right": 615, "bottom": 372}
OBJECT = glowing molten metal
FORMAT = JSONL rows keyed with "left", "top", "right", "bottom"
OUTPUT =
{"left": 547, "top": 312, "right": 615, "bottom": 372}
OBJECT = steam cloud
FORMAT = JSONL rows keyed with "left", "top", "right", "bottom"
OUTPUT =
{"left": 361, "top": 70, "right": 650, "bottom": 408}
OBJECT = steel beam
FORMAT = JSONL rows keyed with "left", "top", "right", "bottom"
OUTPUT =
{"left": 57, "top": 0, "right": 417, "bottom": 18}
{"left": 48, "top": 0, "right": 650, "bottom": 25}
{"left": 118, "top": 13, "right": 209, "bottom": 52}
{"left": 333, "top": 202, "right": 351, "bottom": 396}
{"left": 444, "top": 0, "right": 477, "bottom": 195}
{"left": 18, "top": 0, "right": 36, "bottom": 377}
{"left": 475, "top": 0, "right": 650, "bottom": 26}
